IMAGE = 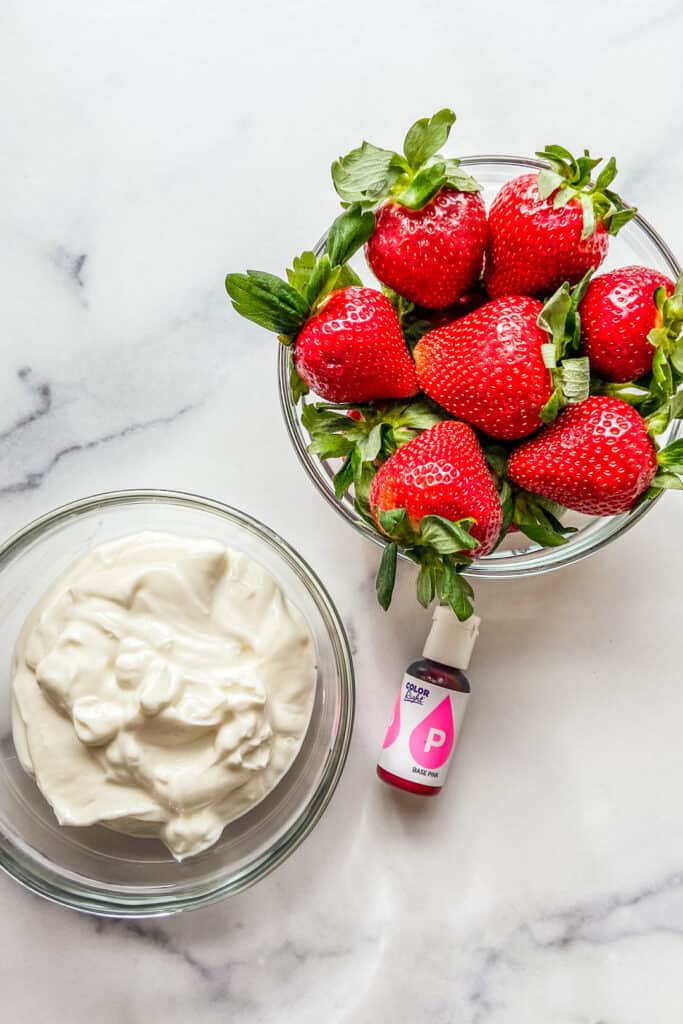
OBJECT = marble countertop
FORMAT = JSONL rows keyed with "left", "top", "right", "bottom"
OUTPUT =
{"left": 1, "top": 2, "right": 682, "bottom": 1021}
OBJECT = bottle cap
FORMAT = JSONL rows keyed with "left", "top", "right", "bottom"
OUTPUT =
{"left": 422, "top": 606, "right": 480, "bottom": 670}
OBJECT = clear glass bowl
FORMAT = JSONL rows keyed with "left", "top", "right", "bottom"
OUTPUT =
{"left": 279, "top": 155, "right": 682, "bottom": 579}
{"left": 0, "top": 491, "right": 354, "bottom": 916}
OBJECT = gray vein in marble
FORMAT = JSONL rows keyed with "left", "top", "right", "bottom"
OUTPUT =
{"left": 0, "top": 400, "right": 200, "bottom": 496}
{"left": 92, "top": 917, "right": 377, "bottom": 1012}
{"left": 94, "top": 919, "right": 215, "bottom": 983}
{"left": 468, "top": 946, "right": 504, "bottom": 1024}
{"left": 344, "top": 618, "right": 358, "bottom": 657}
{"left": 51, "top": 245, "right": 87, "bottom": 292}
{"left": 467, "top": 871, "right": 683, "bottom": 1021}
{"left": 0, "top": 367, "right": 52, "bottom": 443}
{"left": 530, "top": 870, "right": 683, "bottom": 949}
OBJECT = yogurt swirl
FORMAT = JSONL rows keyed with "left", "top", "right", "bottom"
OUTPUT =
{"left": 12, "top": 532, "right": 316, "bottom": 859}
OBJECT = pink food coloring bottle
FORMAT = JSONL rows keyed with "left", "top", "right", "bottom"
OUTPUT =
{"left": 377, "top": 608, "right": 480, "bottom": 796}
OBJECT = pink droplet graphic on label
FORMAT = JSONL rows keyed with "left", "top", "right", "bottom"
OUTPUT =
{"left": 382, "top": 692, "right": 401, "bottom": 749}
{"left": 409, "top": 696, "right": 455, "bottom": 770}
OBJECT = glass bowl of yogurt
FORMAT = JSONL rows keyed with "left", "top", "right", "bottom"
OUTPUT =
{"left": 0, "top": 490, "right": 354, "bottom": 916}
{"left": 278, "top": 155, "right": 682, "bottom": 580}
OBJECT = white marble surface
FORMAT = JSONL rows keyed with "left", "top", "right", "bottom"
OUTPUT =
{"left": 1, "top": 2, "right": 682, "bottom": 1020}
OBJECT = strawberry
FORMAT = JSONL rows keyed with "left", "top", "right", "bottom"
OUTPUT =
{"left": 294, "top": 287, "right": 418, "bottom": 402}
{"left": 226, "top": 207, "right": 417, "bottom": 403}
{"left": 366, "top": 189, "right": 488, "bottom": 309}
{"left": 507, "top": 396, "right": 658, "bottom": 516}
{"left": 332, "top": 109, "right": 486, "bottom": 309}
{"left": 369, "top": 420, "right": 503, "bottom": 617}
{"left": 580, "top": 266, "right": 677, "bottom": 382}
{"left": 485, "top": 146, "right": 636, "bottom": 299}
{"left": 413, "top": 286, "right": 590, "bottom": 441}
{"left": 370, "top": 420, "right": 502, "bottom": 554}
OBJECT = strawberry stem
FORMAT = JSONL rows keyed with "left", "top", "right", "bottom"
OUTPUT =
{"left": 373, "top": 507, "right": 477, "bottom": 617}
{"left": 331, "top": 108, "right": 482, "bottom": 213}
{"left": 535, "top": 145, "right": 637, "bottom": 240}
{"left": 537, "top": 276, "right": 592, "bottom": 421}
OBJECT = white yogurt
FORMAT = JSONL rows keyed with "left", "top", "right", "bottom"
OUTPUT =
{"left": 12, "top": 532, "right": 316, "bottom": 859}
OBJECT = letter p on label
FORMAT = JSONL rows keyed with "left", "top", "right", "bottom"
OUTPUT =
{"left": 409, "top": 697, "right": 455, "bottom": 770}
{"left": 424, "top": 728, "right": 446, "bottom": 753}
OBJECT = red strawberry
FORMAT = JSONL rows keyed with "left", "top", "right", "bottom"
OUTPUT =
{"left": 507, "top": 396, "right": 657, "bottom": 516}
{"left": 226, "top": 207, "right": 417, "bottom": 404}
{"left": 366, "top": 188, "right": 488, "bottom": 309}
{"left": 294, "top": 287, "right": 417, "bottom": 402}
{"left": 485, "top": 147, "right": 635, "bottom": 299}
{"left": 332, "top": 108, "right": 486, "bottom": 310}
{"left": 413, "top": 296, "right": 554, "bottom": 440}
{"left": 580, "top": 266, "right": 676, "bottom": 382}
{"left": 369, "top": 420, "right": 502, "bottom": 557}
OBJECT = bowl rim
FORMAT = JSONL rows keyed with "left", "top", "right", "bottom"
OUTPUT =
{"left": 0, "top": 489, "right": 355, "bottom": 917}
{"left": 278, "top": 153, "right": 682, "bottom": 580}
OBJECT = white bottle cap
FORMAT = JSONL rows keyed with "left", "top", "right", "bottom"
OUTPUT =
{"left": 422, "top": 606, "right": 481, "bottom": 670}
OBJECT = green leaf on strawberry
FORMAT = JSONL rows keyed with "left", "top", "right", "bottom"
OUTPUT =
{"left": 535, "top": 146, "right": 636, "bottom": 240}
{"left": 443, "top": 158, "right": 481, "bottom": 193}
{"left": 496, "top": 480, "right": 515, "bottom": 543}
{"left": 395, "top": 162, "right": 448, "bottom": 210}
{"left": 650, "top": 472, "right": 683, "bottom": 491}
{"left": 439, "top": 560, "right": 475, "bottom": 621}
{"left": 645, "top": 438, "right": 683, "bottom": 498}
{"left": 332, "top": 108, "right": 481, "bottom": 213}
{"left": 225, "top": 270, "right": 310, "bottom": 337}
{"left": 635, "top": 273, "right": 683, "bottom": 426}
{"left": 535, "top": 276, "right": 592, "bottom": 422}
{"left": 289, "top": 353, "right": 309, "bottom": 402}
{"left": 512, "top": 492, "right": 576, "bottom": 547}
{"left": 374, "top": 506, "right": 477, "bottom": 619}
{"left": 420, "top": 515, "right": 478, "bottom": 554}
{"left": 325, "top": 206, "right": 376, "bottom": 268}
{"left": 287, "top": 249, "right": 363, "bottom": 300}
{"left": 330, "top": 143, "right": 405, "bottom": 207}
{"left": 375, "top": 542, "right": 398, "bottom": 610}
{"left": 416, "top": 562, "right": 436, "bottom": 607}
{"left": 352, "top": 460, "right": 376, "bottom": 525}
{"left": 539, "top": 387, "right": 562, "bottom": 425}
{"left": 286, "top": 251, "right": 317, "bottom": 294}
{"left": 333, "top": 451, "right": 357, "bottom": 500}
{"left": 657, "top": 438, "right": 683, "bottom": 474}
{"left": 538, "top": 271, "right": 592, "bottom": 364}
{"left": 301, "top": 399, "right": 444, "bottom": 497}
{"left": 356, "top": 422, "right": 384, "bottom": 462}
{"left": 403, "top": 109, "right": 456, "bottom": 168}
{"left": 480, "top": 445, "right": 515, "bottom": 550}
{"left": 600, "top": 381, "right": 652, "bottom": 406}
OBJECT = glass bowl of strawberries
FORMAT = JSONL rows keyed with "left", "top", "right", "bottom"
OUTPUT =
{"left": 227, "top": 111, "right": 683, "bottom": 618}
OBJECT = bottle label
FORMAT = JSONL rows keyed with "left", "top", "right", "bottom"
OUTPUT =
{"left": 377, "top": 674, "right": 469, "bottom": 788}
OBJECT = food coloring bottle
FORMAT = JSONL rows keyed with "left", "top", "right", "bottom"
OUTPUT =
{"left": 377, "top": 608, "right": 480, "bottom": 796}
